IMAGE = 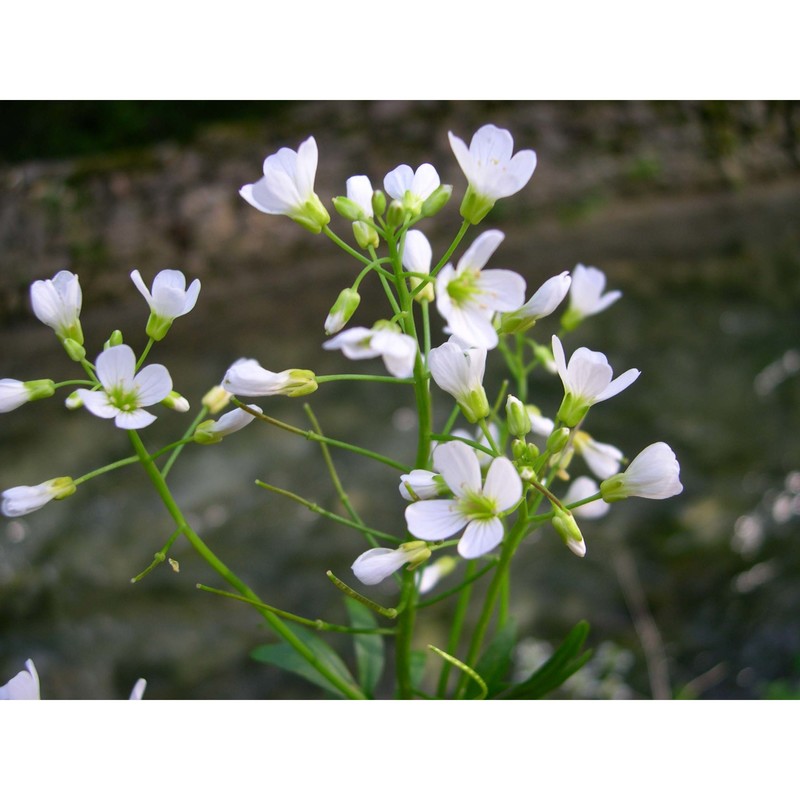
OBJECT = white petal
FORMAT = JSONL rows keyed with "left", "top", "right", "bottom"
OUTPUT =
{"left": 0, "top": 659, "right": 40, "bottom": 700}
{"left": 399, "top": 470, "right": 441, "bottom": 501}
{"left": 294, "top": 136, "right": 319, "bottom": 199}
{"left": 405, "top": 499, "right": 467, "bottom": 541}
{"left": 402, "top": 229, "right": 432, "bottom": 273}
{"left": 133, "top": 363, "right": 173, "bottom": 407}
{"left": 114, "top": 408, "right": 158, "bottom": 429}
{"left": 482, "top": 457, "right": 522, "bottom": 511}
{"left": 76, "top": 389, "right": 119, "bottom": 419}
{"left": 458, "top": 517, "right": 504, "bottom": 558}
{"left": 563, "top": 476, "right": 609, "bottom": 519}
{"left": 457, "top": 230, "right": 505, "bottom": 272}
{"left": 443, "top": 304, "right": 499, "bottom": 350}
{"left": 448, "top": 131, "right": 474, "bottom": 180}
{"left": 433, "top": 441, "right": 482, "bottom": 497}
{"left": 476, "top": 269, "right": 527, "bottom": 311}
{"left": 352, "top": 547, "right": 409, "bottom": 585}
{"left": 95, "top": 345, "right": 136, "bottom": 390}
{"left": 384, "top": 164, "right": 414, "bottom": 199}
{"left": 129, "top": 678, "right": 147, "bottom": 700}
{"left": 594, "top": 368, "right": 640, "bottom": 402}
{"left": 130, "top": 269, "right": 153, "bottom": 304}
{"left": 551, "top": 335, "right": 568, "bottom": 383}
{"left": 346, "top": 175, "right": 374, "bottom": 216}
{"left": 410, "top": 163, "right": 440, "bottom": 200}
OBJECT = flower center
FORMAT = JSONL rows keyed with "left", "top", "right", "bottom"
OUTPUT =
{"left": 108, "top": 384, "right": 140, "bottom": 413}
{"left": 447, "top": 270, "right": 480, "bottom": 307}
{"left": 458, "top": 490, "right": 497, "bottom": 520}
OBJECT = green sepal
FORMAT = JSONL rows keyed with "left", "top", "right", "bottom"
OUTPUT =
{"left": 497, "top": 620, "right": 592, "bottom": 699}
{"left": 250, "top": 622, "right": 358, "bottom": 698}
{"left": 459, "top": 185, "right": 495, "bottom": 225}
{"left": 345, "top": 597, "right": 385, "bottom": 698}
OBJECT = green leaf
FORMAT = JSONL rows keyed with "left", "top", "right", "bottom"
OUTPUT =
{"left": 498, "top": 620, "right": 592, "bottom": 700}
{"left": 251, "top": 622, "right": 357, "bottom": 698}
{"left": 345, "top": 596, "right": 385, "bottom": 698}
{"left": 466, "top": 618, "right": 518, "bottom": 699}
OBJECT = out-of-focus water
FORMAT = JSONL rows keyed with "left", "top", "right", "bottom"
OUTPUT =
{"left": 1, "top": 102, "right": 799, "bottom": 699}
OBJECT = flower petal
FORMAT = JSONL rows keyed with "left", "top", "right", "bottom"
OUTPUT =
{"left": 133, "top": 364, "right": 173, "bottom": 407}
{"left": 482, "top": 457, "right": 522, "bottom": 512}
{"left": 114, "top": 408, "right": 158, "bottom": 429}
{"left": 458, "top": 517, "right": 504, "bottom": 559}
{"left": 405, "top": 499, "right": 467, "bottom": 541}
{"left": 95, "top": 344, "right": 137, "bottom": 390}
{"left": 433, "top": 441, "right": 482, "bottom": 497}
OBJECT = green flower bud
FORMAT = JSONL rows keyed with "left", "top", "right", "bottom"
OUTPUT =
{"left": 62, "top": 337, "right": 86, "bottom": 362}
{"left": 506, "top": 394, "right": 531, "bottom": 437}
{"left": 104, "top": 330, "right": 124, "bottom": 349}
{"left": 386, "top": 200, "right": 407, "bottom": 229}
{"left": 283, "top": 369, "right": 318, "bottom": 397}
{"left": 371, "top": 189, "right": 387, "bottom": 217}
{"left": 421, "top": 184, "right": 453, "bottom": 217}
{"left": 552, "top": 507, "right": 586, "bottom": 557}
{"left": 51, "top": 476, "right": 77, "bottom": 501}
{"left": 24, "top": 379, "right": 56, "bottom": 402}
{"left": 332, "top": 195, "right": 364, "bottom": 221}
{"left": 325, "top": 288, "right": 361, "bottom": 335}
{"left": 162, "top": 391, "right": 190, "bottom": 412}
{"left": 546, "top": 426, "right": 571, "bottom": 453}
{"left": 352, "top": 220, "right": 379, "bottom": 250}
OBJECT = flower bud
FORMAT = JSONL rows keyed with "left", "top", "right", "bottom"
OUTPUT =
{"left": 62, "top": 337, "right": 86, "bottom": 362}
{"left": 421, "top": 184, "right": 452, "bottom": 217}
{"left": 386, "top": 199, "right": 406, "bottom": 229}
{"left": 324, "top": 288, "right": 361, "bottom": 335}
{"left": 65, "top": 391, "right": 83, "bottom": 410}
{"left": 282, "top": 369, "right": 318, "bottom": 397}
{"left": 551, "top": 506, "right": 586, "bottom": 557}
{"left": 331, "top": 195, "right": 364, "bottom": 221}
{"left": 202, "top": 386, "right": 232, "bottom": 414}
{"left": 371, "top": 189, "right": 387, "bottom": 217}
{"left": 546, "top": 426, "right": 571, "bottom": 454}
{"left": 352, "top": 220, "right": 379, "bottom": 250}
{"left": 104, "top": 330, "right": 124, "bottom": 349}
{"left": 162, "top": 391, "right": 190, "bottom": 412}
{"left": 506, "top": 394, "right": 531, "bottom": 437}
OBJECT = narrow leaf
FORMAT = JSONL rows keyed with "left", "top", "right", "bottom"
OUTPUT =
{"left": 466, "top": 618, "right": 518, "bottom": 699}
{"left": 345, "top": 597, "right": 385, "bottom": 698}
{"left": 251, "top": 622, "right": 357, "bottom": 698}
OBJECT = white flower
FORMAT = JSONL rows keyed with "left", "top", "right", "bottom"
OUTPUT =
{"left": 2, "top": 477, "right": 75, "bottom": 517}
{"left": 193, "top": 404, "right": 262, "bottom": 444}
{"left": 0, "top": 378, "right": 55, "bottom": 412}
{"left": 428, "top": 339, "right": 489, "bottom": 424}
{"left": 222, "top": 358, "right": 317, "bottom": 397}
{"left": 323, "top": 324, "right": 417, "bottom": 379}
{"left": 402, "top": 229, "right": 434, "bottom": 302}
{"left": 552, "top": 335, "right": 640, "bottom": 427}
{"left": 30, "top": 270, "right": 84, "bottom": 344}
{"left": 561, "top": 264, "right": 622, "bottom": 331}
{"left": 240, "top": 136, "right": 330, "bottom": 233}
{"left": 0, "top": 659, "right": 40, "bottom": 699}
{"left": 0, "top": 658, "right": 146, "bottom": 700}
{"left": 399, "top": 469, "right": 442, "bottom": 501}
{"left": 130, "top": 269, "right": 201, "bottom": 341}
{"left": 448, "top": 124, "right": 537, "bottom": 224}
{"left": 352, "top": 541, "right": 431, "bottom": 586}
{"left": 435, "top": 230, "right": 526, "bottom": 349}
{"left": 405, "top": 441, "right": 522, "bottom": 559}
{"left": 448, "top": 423, "right": 499, "bottom": 466}
{"left": 500, "top": 271, "right": 572, "bottom": 334}
{"left": 384, "top": 163, "right": 440, "bottom": 215}
{"left": 76, "top": 345, "right": 172, "bottom": 429}
{"left": 573, "top": 432, "right": 624, "bottom": 479}
{"left": 563, "top": 476, "right": 609, "bottom": 519}
{"left": 600, "top": 442, "right": 683, "bottom": 501}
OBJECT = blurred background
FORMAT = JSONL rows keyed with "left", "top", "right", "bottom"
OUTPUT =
{"left": 0, "top": 100, "right": 798, "bottom": 699}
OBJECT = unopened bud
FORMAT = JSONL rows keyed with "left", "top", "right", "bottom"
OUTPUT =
{"left": 332, "top": 195, "right": 364, "bottom": 221}
{"left": 352, "top": 220, "right": 379, "bottom": 249}
{"left": 552, "top": 506, "right": 586, "bottom": 557}
{"left": 386, "top": 199, "right": 406, "bottom": 229}
{"left": 162, "top": 391, "right": 190, "bottom": 412}
{"left": 62, "top": 337, "right": 86, "bottom": 362}
{"left": 104, "top": 330, "right": 124, "bottom": 349}
{"left": 202, "top": 385, "right": 231, "bottom": 414}
{"left": 24, "top": 379, "right": 56, "bottom": 403}
{"left": 51, "top": 476, "right": 77, "bottom": 501}
{"left": 421, "top": 184, "right": 452, "bottom": 217}
{"left": 283, "top": 369, "right": 318, "bottom": 397}
{"left": 65, "top": 391, "right": 83, "bottom": 410}
{"left": 546, "top": 426, "right": 571, "bottom": 453}
{"left": 325, "top": 288, "right": 361, "bottom": 335}
{"left": 371, "top": 190, "right": 387, "bottom": 217}
{"left": 506, "top": 394, "right": 531, "bottom": 437}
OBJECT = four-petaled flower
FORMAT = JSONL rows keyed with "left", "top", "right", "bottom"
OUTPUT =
{"left": 240, "top": 136, "right": 330, "bottom": 233}
{"left": 428, "top": 339, "right": 489, "bottom": 423}
{"left": 435, "top": 230, "right": 526, "bottom": 349}
{"left": 448, "top": 124, "right": 537, "bottom": 224}
{"left": 30, "top": 270, "right": 84, "bottom": 345}
{"left": 384, "top": 163, "right": 441, "bottom": 216}
{"left": 552, "top": 335, "right": 640, "bottom": 427}
{"left": 222, "top": 358, "right": 317, "bottom": 397}
{"left": 323, "top": 323, "right": 418, "bottom": 379}
{"left": 561, "top": 264, "right": 622, "bottom": 331}
{"left": 405, "top": 441, "right": 522, "bottom": 559}
{"left": 1, "top": 477, "right": 76, "bottom": 517}
{"left": 600, "top": 442, "right": 683, "bottom": 501}
{"left": 130, "top": 269, "right": 201, "bottom": 341}
{"left": 76, "top": 344, "right": 173, "bottom": 429}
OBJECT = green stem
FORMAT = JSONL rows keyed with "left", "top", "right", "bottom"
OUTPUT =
{"left": 323, "top": 225, "right": 373, "bottom": 267}
{"left": 436, "top": 560, "right": 476, "bottom": 698}
{"left": 127, "top": 429, "right": 366, "bottom": 700}
{"left": 430, "top": 219, "right": 471, "bottom": 279}
{"left": 135, "top": 337, "right": 155, "bottom": 371}
{"left": 395, "top": 569, "right": 418, "bottom": 698}
{"left": 316, "top": 373, "right": 415, "bottom": 385}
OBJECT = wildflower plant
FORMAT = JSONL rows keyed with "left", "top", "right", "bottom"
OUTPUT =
{"left": 0, "top": 123, "right": 683, "bottom": 700}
